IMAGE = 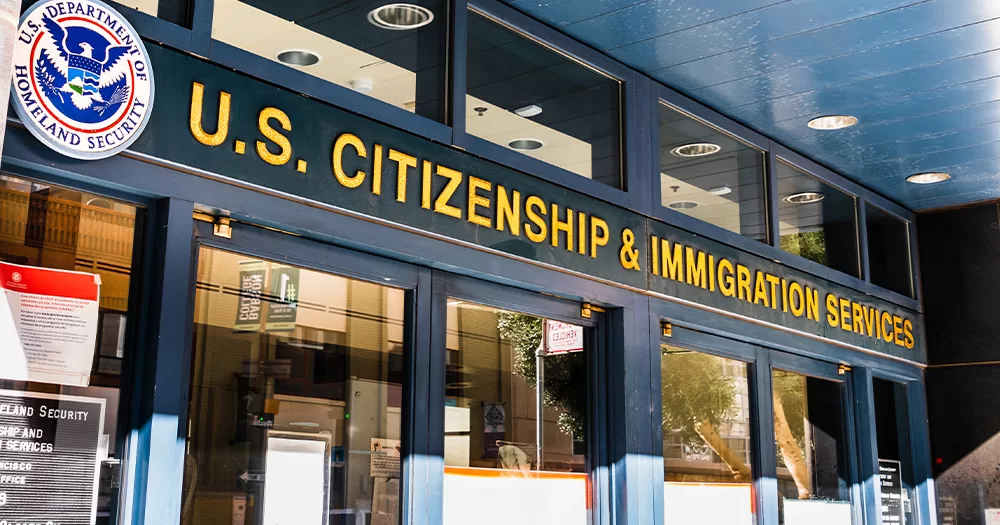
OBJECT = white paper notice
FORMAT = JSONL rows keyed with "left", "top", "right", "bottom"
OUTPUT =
{"left": 545, "top": 320, "right": 584, "bottom": 355}
{"left": 0, "top": 262, "right": 100, "bottom": 387}
{"left": 985, "top": 508, "right": 1000, "bottom": 525}
{"left": 783, "top": 499, "right": 853, "bottom": 525}
{"left": 262, "top": 436, "right": 328, "bottom": 525}
{"left": 370, "top": 438, "right": 401, "bottom": 478}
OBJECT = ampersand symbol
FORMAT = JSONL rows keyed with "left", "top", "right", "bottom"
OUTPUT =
{"left": 620, "top": 228, "right": 640, "bottom": 271}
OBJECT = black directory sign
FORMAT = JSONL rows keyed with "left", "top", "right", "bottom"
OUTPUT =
{"left": 879, "top": 459, "right": 905, "bottom": 525}
{"left": 0, "top": 389, "right": 105, "bottom": 525}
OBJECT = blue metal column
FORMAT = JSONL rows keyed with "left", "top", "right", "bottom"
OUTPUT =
{"left": 854, "top": 367, "right": 883, "bottom": 525}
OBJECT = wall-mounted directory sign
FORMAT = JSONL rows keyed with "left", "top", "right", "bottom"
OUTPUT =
{"left": 879, "top": 459, "right": 905, "bottom": 525}
{"left": 0, "top": 389, "right": 106, "bottom": 525}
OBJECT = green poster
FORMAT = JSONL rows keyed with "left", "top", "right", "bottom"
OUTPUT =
{"left": 265, "top": 265, "right": 299, "bottom": 332}
{"left": 234, "top": 260, "right": 266, "bottom": 332}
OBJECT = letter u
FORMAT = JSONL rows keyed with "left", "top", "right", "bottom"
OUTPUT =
{"left": 190, "top": 82, "right": 230, "bottom": 146}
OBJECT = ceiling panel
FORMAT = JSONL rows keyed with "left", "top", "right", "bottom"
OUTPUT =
{"left": 498, "top": 0, "right": 1000, "bottom": 211}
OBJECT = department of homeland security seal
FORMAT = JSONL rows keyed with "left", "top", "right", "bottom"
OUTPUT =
{"left": 10, "top": 0, "right": 154, "bottom": 160}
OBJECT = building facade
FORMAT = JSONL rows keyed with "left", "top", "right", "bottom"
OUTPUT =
{"left": 0, "top": 1, "right": 932, "bottom": 525}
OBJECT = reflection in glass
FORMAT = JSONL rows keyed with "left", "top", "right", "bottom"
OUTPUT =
{"left": 661, "top": 345, "right": 753, "bottom": 525}
{"left": 466, "top": 11, "right": 622, "bottom": 188}
{"left": 99, "top": 0, "right": 189, "bottom": 27}
{"left": 443, "top": 301, "right": 588, "bottom": 525}
{"left": 874, "top": 379, "right": 914, "bottom": 525}
{"left": 0, "top": 174, "right": 139, "bottom": 524}
{"left": 184, "top": 248, "right": 406, "bottom": 525}
{"left": 866, "top": 205, "right": 912, "bottom": 297}
{"left": 772, "top": 369, "right": 853, "bottom": 525}
{"left": 211, "top": 0, "right": 446, "bottom": 121}
{"left": 658, "top": 105, "right": 767, "bottom": 242}
{"left": 777, "top": 162, "right": 859, "bottom": 278}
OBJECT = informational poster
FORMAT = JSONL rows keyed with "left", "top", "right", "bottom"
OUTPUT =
{"left": 262, "top": 432, "right": 330, "bottom": 525}
{"left": 986, "top": 508, "right": 1000, "bottom": 525}
{"left": 664, "top": 482, "right": 752, "bottom": 525}
{"left": 783, "top": 499, "right": 853, "bottom": 525}
{"left": 545, "top": 321, "right": 584, "bottom": 355}
{"left": 370, "top": 438, "right": 401, "bottom": 478}
{"left": 442, "top": 466, "right": 587, "bottom": 525}
{"left": 483, "top": 403, "right": 505, "bottom": 459}
{"left": 938, "top": 496, "right": 957, "bottom": 525}
{"left": 265, "top": 265, "right": 299, "bottom": 332}
{"left": 879, "top": 459, "right": 905, "bottom": 525}
{"left": 0, "top": 262, "right": 101, "bottom": 387}
{"left": 234, "top": 261, "right": 266, "bottom": 332}
{"left": 0, "top": 389, "right": 106, "bottom": 525}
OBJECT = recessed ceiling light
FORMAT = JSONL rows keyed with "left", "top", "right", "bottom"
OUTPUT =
{"left": 277, "top": 49, "right": 321, "bottom": 67}
{"left": 708, "top": 186, "right": 732, "bottom": 196}
{"left": 670, "top": 143, "right": 721, "bottom": 157}
{"left": 368, "top": 3, "right": 434, "bottom": 30}
{"left": 514, "top": 104, "right": 543, "bottom": 118}
{"left": 508, "top": 138, "right": 544, "bottom": 151}
{"left": 906, "top": 172, "right": 951, "bottom": 184}
{"left": 783, "top": 192, "right": 825, "bottom": 204}
{"left": 668, "top": 200, "right": 699, "bottom": 210}
{"left": 807, "top": 115, "right": 858, "bottom": 130}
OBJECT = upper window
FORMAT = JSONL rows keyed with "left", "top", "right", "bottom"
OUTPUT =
{"left": 658, "top": 104, "right": 767, "bottom": 242}
{"left": 777, "top": 162, "right": 860, "bottom": 278}
{"left": 466, "top": 11, "right": 622, "bottom": 189}
{"left": 866, "top": 204, "right": 913, "bottom": 297}
{"left": 212, "top": 0, "right": 447, "bottom": 122}
{"left": 110, "top": 0, "right": 191, "bottom": 27}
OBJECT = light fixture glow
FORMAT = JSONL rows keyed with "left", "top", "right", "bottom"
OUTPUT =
{"left": 668, "top": 200, "right": 699, "bottom": 210}
{"left": 514, "top": 104, "right": 543, "bottom": 118}
{"left": 368, "top": 3, "right": 434, "bottom": 30}
{"left": 277, "top": 49, "right": 321, "bottom": 67}
{"left": 708, "top": 186, "right": 732, "bottom": 196}
{"left": 807, "top": 115, "right": 858, "bottom": 130}
{"left": 906, "top": 172, "right": 951, "bottom": 184}
{"left": 783, "top": 192, "right": 825, "bottom": 204}
{"left": 508, "top": 138, "right": 544, "bottom": 151}
{"left": 670, "top": 143, "right": 721, "bottom": 157}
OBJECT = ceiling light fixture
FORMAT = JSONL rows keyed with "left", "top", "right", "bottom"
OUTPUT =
{"left": 368, "top": 3, "right": 434, "bottom": 30}
{"left": 783, "top": 192, "right": 825, "bottom": 204}
{"left": 514, "top": 104, "right": 543, "bottom": 118}
{"left": 668, "top": 200, "right": 699, "bottom": 210}
{"left": 508, "top": 138, "right": 544, "bottom": 151}
{"left": 807, "top": 115, "right": 858, "bottom": 130}
{"left": 276, "top": 49, "right": 321, "bottom": 67}
{"left": 670, "top": 143, "right": 721, "bottom": 157}
{"left": 708, "top": 186, "right": 732, "bottom": 196}
{"left": 906, "top": 172, "right": 951, "bottom": 184}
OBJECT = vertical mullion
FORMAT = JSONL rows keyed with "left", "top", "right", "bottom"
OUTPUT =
{"left": 403, "top": 267, "right": 433, "bottom": 525}
{"left": 858, "top": 197, "right": 871, "bottom": 283}
{"left": 589, "top": 312, "right": 611, "bottom": 525}
{"left": 448, "top": 0, "right": 468, "bottom": 134}
{"left": 853, "top": 367, "right": 882, "bottom": 525}
{"left": 752, "top": 346, "right": 778, "bottom": 525}
{"left": 425, "top": 270, "right": 448, "bottom": 525}
{"left": 906, "top": 379, "right": 935, "bottom": 525}
{"left": 765, "top": 146, "right": 781, "bottom": 248}
{"left": 624, "top": 72, "right": 649, "bottom": 210}
{"left": 129, "top": 198, "right": 196, "bottom": 525}
{"left": 189, "top": 0, "right": 214, "bottom": 57}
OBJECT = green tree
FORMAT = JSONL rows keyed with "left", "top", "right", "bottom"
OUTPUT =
{"left": 781, "top": 230, "right": 828, "bottom": 266}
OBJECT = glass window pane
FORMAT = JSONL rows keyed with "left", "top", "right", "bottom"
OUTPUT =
{"left": 661, "top": 345, "right": 754, "bottom": 525}
{"left": 777, "top": 162, "right": 860, "bottom": 278}
{"left": 85, "top": 0, "right": 190, "bottom": 27}
{"left": 874, "top": 379, "right": 915, "bottom": 525}
{"left": 772, "top": 369, "right": 853, "bottom": 525}
{"left": 444, "top": 301, "right": 589, "bottom": 525}
{"left": 466, "top": 11, "right": 622, "bottom": 188}
{"left": 185, "top": 247, "right": 406, "bottom": 525}
{"left": 0, "top": 173, "right": 139, "bottom": 524}
{"left": 866, "top": 205, "right": 913, "bottom": 297}
{"left": 658, "top": 105, "right": 767, "bottom": 242}
{"left": 212, "top": 0, "right": 447, "bottom": 122}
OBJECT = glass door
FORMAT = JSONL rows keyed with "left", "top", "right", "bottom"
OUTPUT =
{"left": 770, "top": 354, "right": 858, "bottom": 525}
{"left": 181, "top": 220, "right": 421, "bottom": 525}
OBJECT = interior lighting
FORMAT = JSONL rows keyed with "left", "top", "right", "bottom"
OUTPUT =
{"left": 906, "top": 172, "right": 951, "bottom": 184}
{"left": 783, "top": 192, "right": 825, "bottom": 204}
{"left": 368, "top": 3, "right": 434, "bottom": 30}
{"left": 276, "top": 50, "right": 321, "bottom": 67}
{"left": 807, "top": 115, "right": 858, "bottom": 130}
{"left": 670, "top": 143, "right": 721, "bottom": 157}
{"left": 508, "top": 138, "right": 544, "bottom": 151}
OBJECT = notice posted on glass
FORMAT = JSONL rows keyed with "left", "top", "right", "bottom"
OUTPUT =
{"left": 0, "top": 389, "right": 106, "bottom": 525}
{"left": 0, "top": 262, "right": 101, "bottom": 387}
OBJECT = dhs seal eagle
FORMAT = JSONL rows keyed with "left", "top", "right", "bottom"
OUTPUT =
{"left": 11, "top": 0, "right": 154, "bottom": 159}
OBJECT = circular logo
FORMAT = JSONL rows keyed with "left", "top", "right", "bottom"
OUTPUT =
{"left": 10, "top": 0, "right": 155, "bottom": 160}
{"left": 11, "top": 272, "right": 22, "bottom": 283}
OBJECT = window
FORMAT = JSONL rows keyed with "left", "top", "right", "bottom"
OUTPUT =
{"left": 661, "top": 344, "right": 754, "bottom": 525}
{"left": 184, "top": 247, "right": 406, "bottom": 525}
{"left": 658, "top": 104, "right": 767, "bottom": 242}
{"left": 777, "top": 162, "right": 859, "bottom": 278}
{"left": 873, "top": 378, "right": 915, "bottom": 525}
{"left": 466, "top": 10, "right": 622, "bottom": 188}
{"left": 772, "top": 369, "right": 852, "bottom": 525}
{"left": 211, "top": 0, "right": 447, "bottom": 122}
{"left": 0, "top": 174, "right": 140, "bottom": 525}
{"left": 443, "top": 300, "right": 589, "bottom": 525}
{"left": 102, "top": 0, "right": 191, "bottom": 27}
{"left": 866, "top": 205, "right": 913, "bottom": 297}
